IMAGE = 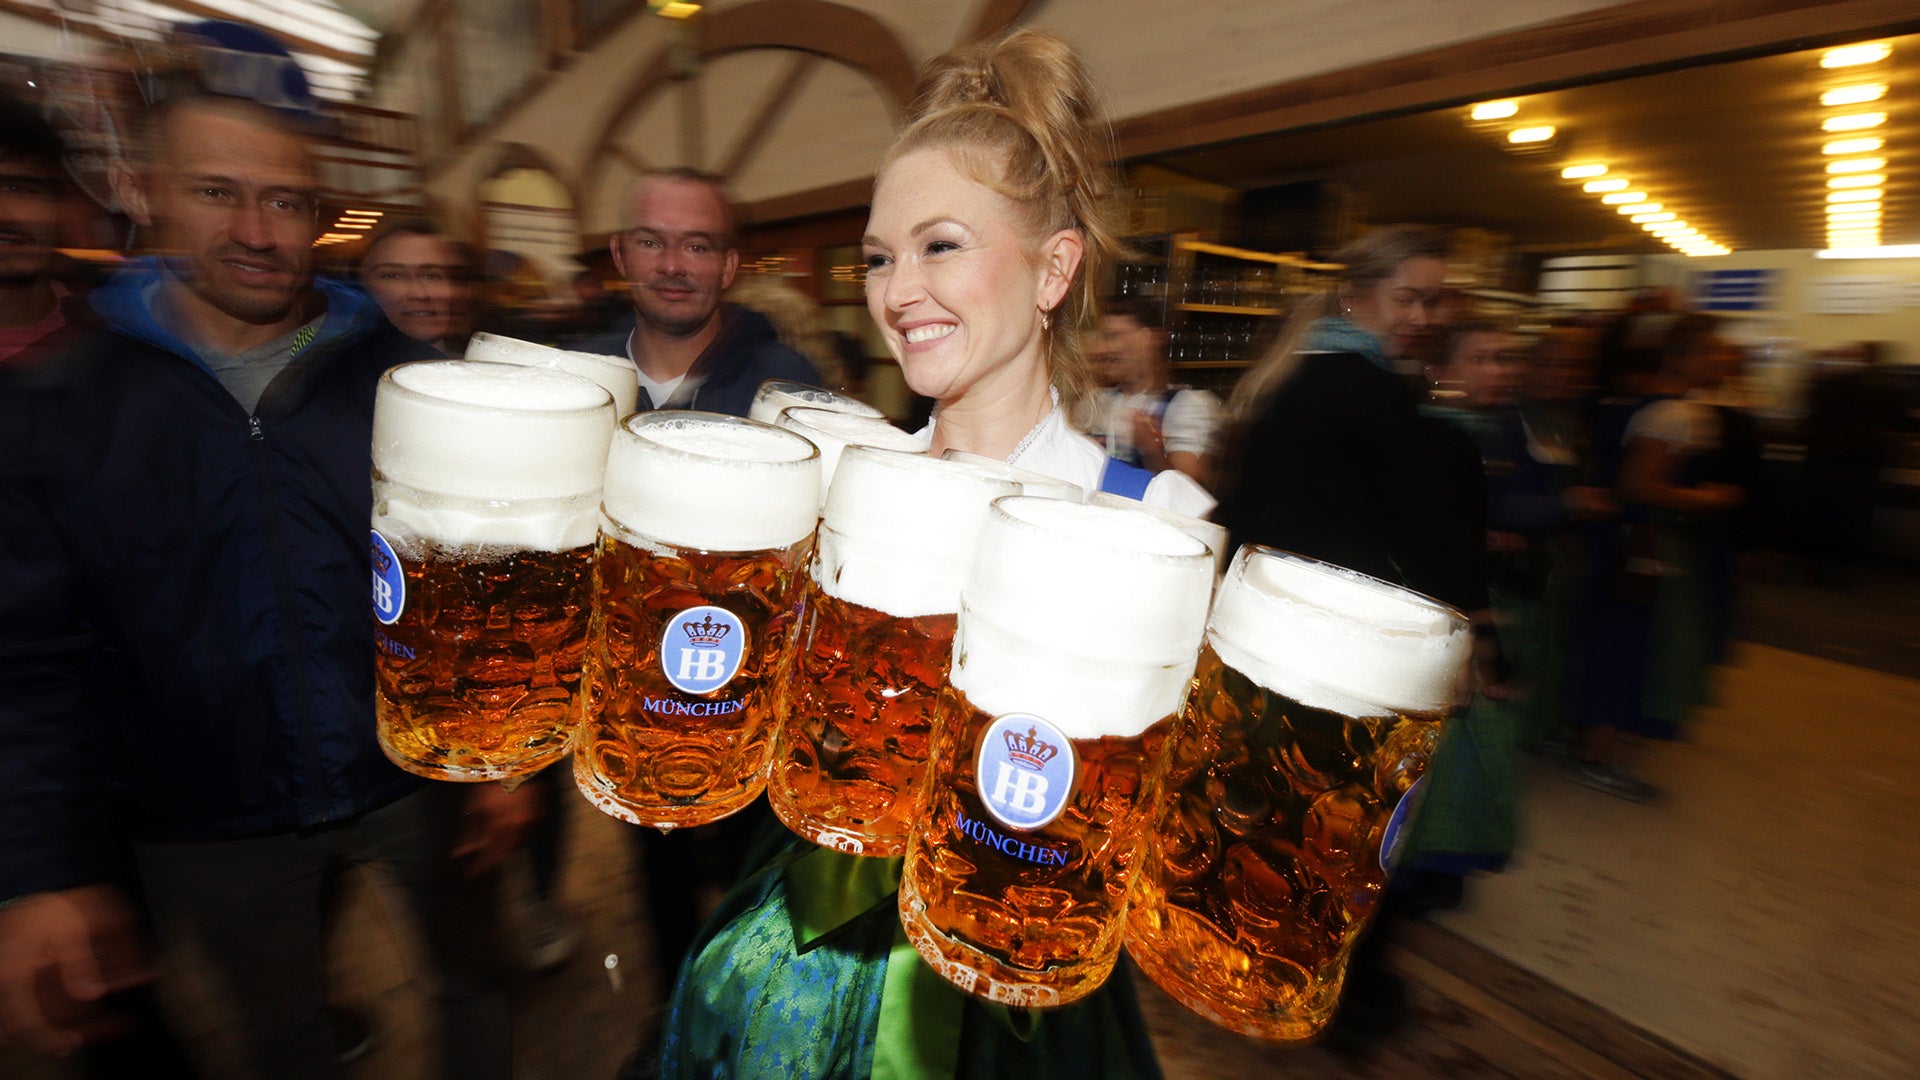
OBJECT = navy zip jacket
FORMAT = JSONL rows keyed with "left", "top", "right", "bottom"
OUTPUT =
{"left": 572, "top": 304, "right": 817, "bottom": 416}
{"left": 0, "top": 261, "right": 436, "bottom": 897}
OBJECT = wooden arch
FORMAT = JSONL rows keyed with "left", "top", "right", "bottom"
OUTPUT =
{"left": 585, "top": 0, "right": 918, "bottom": 187}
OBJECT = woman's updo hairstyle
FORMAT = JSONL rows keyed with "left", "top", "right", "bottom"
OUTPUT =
{"left": 882, "top": 29, "right": 1128, "bottom": 401}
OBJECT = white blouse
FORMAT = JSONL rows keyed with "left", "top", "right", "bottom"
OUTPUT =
{"left": 916, "top": 405, "right": 1217, "bottom": 520}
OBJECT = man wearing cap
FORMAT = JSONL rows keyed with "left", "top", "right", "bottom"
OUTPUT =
{"left": 0, "top": 76, "right": 525, "bottom": 1077}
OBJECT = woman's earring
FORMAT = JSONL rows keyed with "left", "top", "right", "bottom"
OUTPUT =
{"left": 1041, "top": 309, "right": 1051, "bottom": 331}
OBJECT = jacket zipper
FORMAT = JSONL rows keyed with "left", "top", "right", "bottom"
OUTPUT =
{"left": 247, "top": 412, "right": 331, "bottom": 826}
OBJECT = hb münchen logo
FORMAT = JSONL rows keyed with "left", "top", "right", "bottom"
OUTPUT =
{"left": 370, "top": 530, "right": 405, "bottom": 625}
{"left": 976, "top": 713, "right": 1076, "bottom": 831}
{"left": 661, "top": 605, "right": 748, "bottom": 694}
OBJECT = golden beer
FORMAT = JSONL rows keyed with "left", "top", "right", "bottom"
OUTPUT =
{"left": 770, "top": 583, "right": 954, "bottom": 853}
{"left": 901, "top": 694, "right": 1174, "bottom": 1005}
{"left": 899, "top": 496, "right": 1213, "bottom": 1007}
{"left": 1126, "top": 546, "right": 1470, "bottom": 1042}
{"left": 371, "top": 360, "right": 614, "bottom": 781}
{"left": 374, "top": 541, "right": 593, "bottom": 779}
{"left": 578, "top": 531, "right": 807, "bottom": 827}
{"left": 768, "top": 447, "right": 1017, "bottom": 855}
{"left": 574, "top": 411, "right": 820, "bottom": 828}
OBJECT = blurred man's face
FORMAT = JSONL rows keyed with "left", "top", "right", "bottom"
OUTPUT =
{"left": 134, "top": 102, "right": 320, "bottom": 326}
{"left": 362, "top": 232, "right": 468, "bottom": 346}
{"left": 0, "top": 154, "right": 62, "bottom": 286}
{"left": 610, "top": 177, "right": 738, "bottom": 337}
{"left": 1095, "top": 314, "right": 1157, "bottom": 391}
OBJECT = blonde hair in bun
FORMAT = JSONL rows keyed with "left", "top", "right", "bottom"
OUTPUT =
{"left": 881, "top": 29, "right": 1129, "bottom": 401}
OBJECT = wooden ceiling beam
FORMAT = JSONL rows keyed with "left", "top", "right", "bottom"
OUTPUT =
{"left": 1114, "top": 0, "right": 1920, "bottom": 160}
{"left": 718, "top": 52, "right": 819, "bottom": 181}
{"left": 967, "top": 0, "right": 1043, "bottom": 42}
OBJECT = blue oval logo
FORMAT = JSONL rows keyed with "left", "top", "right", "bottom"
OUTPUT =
{"left": 661, "top": 605, "right": 748, "bottom": 694}
{"left": 1379, "top": 775, "right": 1427, "bottom": 872}
{"left": 371, "top": 530, "right": 405, "bottom": 626}
{"left": 975, "top": 712, "right": 1077, "bottom": 832}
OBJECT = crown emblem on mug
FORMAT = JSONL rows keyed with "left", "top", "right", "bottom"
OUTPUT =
{"left": 371, "top": 545, "right": 392, "bottom": 574}
{"left": 1003, "top": 726, "right": 1059, "bottom": 770}
{"left": 682, "top": 613, "right": 731, "bottom": 646}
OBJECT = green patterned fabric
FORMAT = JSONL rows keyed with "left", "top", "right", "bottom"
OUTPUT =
{"left": 1403, "top": 688, "right": 1521, "bottom": 863}
{"left": 659, "top": 835, "right": 1166, "bottom": 1080}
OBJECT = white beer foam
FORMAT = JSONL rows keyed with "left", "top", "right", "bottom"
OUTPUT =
{"left": 603, "top": 411, "right": 820, "bottom": 551}
{"left": 815, "top": 447, "right": 1020, "bottom": 618}
{"left": 939, "top": 451, "right": 1083, "bottom": 501}
{"left": 373, "top": 497, "right": 599, "bottom": 553}
{"left": 953, "top": 497, "right": 1213, "bottom": 739}
{"left": 775, "top": 407, "right": 926, "bottom": 509}
{"left": 466, "top": 331, "right": 641, "bottom": 419}
{"left": 1208, "top": 547, "right": 1470, "bottom": 718}
{"left": 372, "top": 362, "right": 613, "bottom": 547}
{"left": 748, "top": 379, "right": 883, "bottom": 426}
{"left": 1087, "top": 491, "right": 1229, "bottom": 577}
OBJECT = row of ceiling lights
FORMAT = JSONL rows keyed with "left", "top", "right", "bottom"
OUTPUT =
{"left": 1817, "top": 42, "right": 1894, "bottom": 252}
{"left": 313, "top": 208, "right": 384, "bottom": 247}
{"left": 1466, "top": 99, "right": 1731, "bottom": 256}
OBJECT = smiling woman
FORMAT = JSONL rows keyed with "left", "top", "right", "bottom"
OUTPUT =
{"left": 655, "top": 28, "right": 1187, "bottom": 1080}
{"left": 856, "top": 29, "right": 1211, "bottom": 516}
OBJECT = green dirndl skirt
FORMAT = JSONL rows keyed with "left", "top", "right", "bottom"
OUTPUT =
{"left": 1400, "top": 690, "right": 1521, "bottom": 869}
{"left": 659, "top": 834, "right": 1165, "bottom": 1080}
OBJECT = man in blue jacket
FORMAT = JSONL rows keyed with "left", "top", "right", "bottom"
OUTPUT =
{"left": 0, "top": 89, "right": 526, "bottom": 1077}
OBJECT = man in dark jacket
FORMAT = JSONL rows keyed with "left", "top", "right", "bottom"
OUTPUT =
{"left": 584, "top": 168, "right": 817, "bottom": 1080}
{"left": 577, "top": 167, "right": 817, "bottom": 413}
{"left": 0, "top": 91, "right": 526, "bottom": 1077}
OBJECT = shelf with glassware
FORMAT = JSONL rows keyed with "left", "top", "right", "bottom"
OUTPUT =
{"left": 1112, "top": 234, "right": 1339, "bottom": 375}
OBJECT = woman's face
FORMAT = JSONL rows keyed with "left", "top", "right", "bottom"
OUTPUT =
{"left": 362, "top": 233, "right": 468, "bottom": 347}
{"left": 1343, "top": 255, "right": 1444, "bottom": 358}
{"left": 1435, "top": 331, "right": 1523, "bottom": 410}
{"left": 862, "top": 147, "right": 1075, "bottom": 404}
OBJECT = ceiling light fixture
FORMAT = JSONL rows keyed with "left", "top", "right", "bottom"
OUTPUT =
{"left": 1508, "top": 125, "right": 1556, "bottom": 144}
{"left": 1822, "top": 112, "right": 1887, "bottom": 132}
{"left": 1820, "top": 84, "right": 1889, "bottom": 107}
{"left": 1583, "top": 178, "right": 1630, "bottom": 193}
{"left": 1821, "top": 43, "right": 1892, "bottom": 69}
{"left": 1828, "top": 174, "right": 1887, "bottom": 189}
{"left": 1632, "top": 212, "right": 1677, "bottom": 223}
{"left": 1827, "top": 209, "right": 1882, "bottom": 222}
{"left": 1619, "top": 202, "right": 1663, "bottom": 214}
{"left": 1816, "top": 244, "right": 1920, "bottom": 259}
{"left": 1828, "top": 188, "right": 1883, "bottom": 203}
{"left": 1823, "top": 136, "right": 1885, "bottom": 155}
{"left": 1470, "top": 100, "right": 1520, "bottom": 120}
{"left": 1600, "top": 191, "right": 1646, "bottom": 204}
{"left": 1827, "top": 157, "right": 1888, "bottom": 174}
{"left": 1561, "top": 163, "right": 1608, "bottom": 179}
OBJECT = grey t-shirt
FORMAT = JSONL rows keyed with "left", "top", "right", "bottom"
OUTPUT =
{"left": 149, "top": 273, "right": 325, "bottom": 414}
{"left": 201, "top": 315, "right": 324, "bottom": 414}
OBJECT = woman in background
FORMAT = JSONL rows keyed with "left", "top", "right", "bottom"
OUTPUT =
{"left": 357, "top": 219, "right": 474, "bottom": 356}
{"left": 1210, "top": 227, "right": 1496, "bottom": 1043}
